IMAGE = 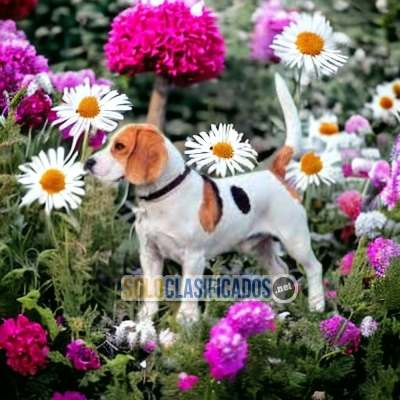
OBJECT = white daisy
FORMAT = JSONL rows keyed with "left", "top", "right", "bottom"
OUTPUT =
{"left": 51, "top": 78, "right": 132, "bottom": 154}
{"left": 270, "top": 12, "right": 348, "bottom": 76}
{"left": 285, "top": 151, "right": 342, "bottom": 192}
{"left": 17, "top": 147, "right": 85, "bottom": 215}
{"left": 365, "top": 83, "right": 400, "bottom": 122}
{"left": 184, "top": 123, "right": 258, "bottom": 177}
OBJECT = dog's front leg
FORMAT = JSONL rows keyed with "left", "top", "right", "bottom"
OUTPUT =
{"left": 176, "top": 252, "right": 206, "bottom": 324}
{"left": 137, "top": 243, "right": 164, "bottom": 321}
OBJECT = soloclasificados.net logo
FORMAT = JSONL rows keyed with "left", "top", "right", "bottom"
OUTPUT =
{"left": 121, "top": 274, "right": 298, "bottom": 303}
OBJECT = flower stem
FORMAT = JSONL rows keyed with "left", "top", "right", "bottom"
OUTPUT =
{"left": 80, "top": 130, "right": 90, "bottom": 163}
{"left": 146, "top": 74, "right": 170, "bottom": 131}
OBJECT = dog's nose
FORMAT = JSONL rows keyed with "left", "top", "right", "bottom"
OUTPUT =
{"left": 84, "top": 158, "right": 96, "bottom": 172}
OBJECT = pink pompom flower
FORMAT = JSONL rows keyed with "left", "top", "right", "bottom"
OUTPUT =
{"left": 105, "top": 1, "right": 225, "bottom": 87}
{"left": 15, "top": 89, "right": 52, "bottom": 129}
{"left": 177, "top": 372, "right": 199, "bottom": 391}
{"left": 51, "top": 392, "right": 87, "bottom": 400}
{"left": 204, "top": 318, "right": 248, "bottom": 380}
{"left": 344, "top": 115, "right": 371, "bottom": 134}
{"left": 337, "top": 191, "right": 363, "bottom": 220}
{"left": 66, "top": 339, "right": 101, "bottom": 371}
{"left": 50, "top": 69, "right": 113, "bottom": 92}
{"left": 225, "top": 300, "right": 276, "bottom": 338}
{"left": 0, "top": 314, "right": 49, "bottom": 376}
{"left": 369, "top": 160, "right": 391, "bottom": 190}
{"left": 320, "top": 315, "right": 361, "bottom": 354}
{"left": 325, "top": 291, "right": 337, "bottom": 298}
{"left": 366, "top": 237, "right": 400, "bottom": 278}
{"left": 339, "top": 251, "right": 355, "bottom": 276}
{"left": 251, "top": 0, "right": 298, "bottom": 63}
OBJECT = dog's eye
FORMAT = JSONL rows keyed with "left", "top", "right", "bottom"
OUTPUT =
{"left": 114, "top": 142, "right": 126, "bottom": 151}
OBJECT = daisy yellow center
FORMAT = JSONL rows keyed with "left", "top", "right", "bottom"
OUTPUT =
{"left": 392, "top": 83, "right": 400, "bottom": 99}
{"left": 76, "top": 96, "right": 101, "bottom": 118}
{"left": 300, "top": 152, "right": 323, "bottom": 176}
{"left": 379, "top": 96, "right": 393, "bottom": 110}
{"left": 212, "top": 142, "right": 234, "bottom": 159}
{"left": 319, "top": 123, "right": 340, "bottom": 136}
{"left": 39, "top": 169, "right": 66, "bottom": 194}
{"left": 295, "top": 32, "right": 324, "bottom": 56}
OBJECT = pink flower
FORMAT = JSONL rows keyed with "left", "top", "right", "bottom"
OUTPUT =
{"left": 15, "top": 89, "right": 52, "bottom": 129}
{"left": 204, "top": 318, "right": 248, "bottom": 380}
{"left": 50, "top": 69, "right": 112, "bottom": 92}
{"left": 337, "top": 191, "right": 362, "bottom": 220}
{"left": 366, "top": 237, "right": 400, "bottom": 278}
{"left": 320, "top": 315, "right": 361, "bottom": 353}
{"left": 325, "top": 291, "right": 337, "bottom": 298}
{"left": 344, "top": 115, "right": 371, "bottom": 134}
{"left": 351, "top": 158, "right": 375, "bottom": 178}
{"left": 342, "top": 163, "right": 353, "bottom": 178}
{"left": 143, "top": 340, "right": 157, "bottom": 353}
{"left": 226, "top": 300, "right": 276, "bottom": 338}
{"left": 391, "top": 133, "right": 400, "bottom": 161}
{"left": 339, "top": 251, "right": 355, "bottom": 276}
{"left": 369, "top": 160, "right": 391, "bottom": 190}
{"left": 0, "top": 0, "right": 37, "bottom": 20}
{"left": 66, "top": 339, "right": 101, "bottom": 371}
{"left": 0, "top": 314, "right": 49, "bottom": 375}
{"left": 105, "top": 1, "right": 225, "bottom": 87}
{"left": 251, "top": 0, "right": 298, "bottom": 63}
{"left": 177, "top": 372, "right": 199, "bottom": 391}
{"left": 323, "top": 278, "right": 329, "bottom": 286}
{"left": 381, "top": 160, "right": 400, "bottom": 210}
{"left": 51, "top": 392, "right": 87, "bottom": 400}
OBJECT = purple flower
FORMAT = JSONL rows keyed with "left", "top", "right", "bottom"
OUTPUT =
{"left": 15, "top": 89, "right": 52, "bottom": 129}
{"left": 344, "top": 115, "right": 371, "bottom": 134}
{"left": 50, "top": 69, "right": 113, "bottom": 92}
{"left": 320, "top": 315, "right": 361, "bottom": 353}
{"left": 366, "top": 237, "right": 400, "bottom": 278}
{"left": 325, "top": 291, "right": 337, "bottom": 298}
{"left": 66, "top": 339, "right": 101, "bottom": 371}
{"left": 203, "top": 318, "right": 248, "bottom": 380}
{"left": 143, "top": 340, "right": 157, "bottom": 353}
{"left": 0, "top": 20, "right": 27, "bottom": 42}
{"left": 369, "top": 160, "right": 391, "bottom": 190}
{"left": 360, "top": 316, "right": 378, "bottom": 337}
{"left": 381, "top": 160, "right": 400, "bottom": 210}
{"left": 225, "top": 300, "right": 276, "bottom": 338}
{"left": 251, "top": 0, "right": 298, "bottom": 63}
{"left": 177, "top": 372, "right": 199, "bottom": 391}
{"left": 391, "top": 133, "right": 400, "bottom": 162}
{"left": 51, "top": 391, "right": 87, "bottom": 400}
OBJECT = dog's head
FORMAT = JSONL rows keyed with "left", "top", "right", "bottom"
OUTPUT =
{"left": 84, "top": 124, "right": 168, "bottom": 185}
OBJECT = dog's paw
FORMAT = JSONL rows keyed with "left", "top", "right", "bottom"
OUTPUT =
{"left": 138, "top": 303, "right": 158, "bottom": 320}
{"left": 308, "top": 294, "right": 325, "bottom": 312}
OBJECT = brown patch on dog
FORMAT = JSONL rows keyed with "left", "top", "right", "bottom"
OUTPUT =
{"left": 111, "top": 124, "right": 168, "bottom": 185}
{"left": 269, "top": 145, "right": 295, "bottom": 179}
{"left": 199, "top": 176, "right": 223, "bottom": 233}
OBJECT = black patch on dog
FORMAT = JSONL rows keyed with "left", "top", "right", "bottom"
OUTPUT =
{"left": 201, "top": 174, "right": 223, "bottom": 218}
{"left": 231, "top": 186, "right": 251, "bottom": 214}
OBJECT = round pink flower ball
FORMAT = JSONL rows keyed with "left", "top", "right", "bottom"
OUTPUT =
{"left": 337, "top": 191, "right": 363, "bottom": 220}
{"left": 104, "top": 1, "right": 225, "bottom": 87}
{"left": 339, "top": 251, "right": 355, "bottom": 276}
{"left": 344, "top": 115, "right": 371, "bottom": 134}
{"left": 177, "top": 372, "right": 199, "bottom": 391}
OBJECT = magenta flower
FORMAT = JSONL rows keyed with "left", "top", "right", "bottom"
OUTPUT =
{"left": 204, "top": 318, "right": 248, "bottom": 380}
{"left": 0, "top": 314, "right": 49, "bottom": 376}
{"left": 369, "top": 160, "right": 391, "bottom": 190}
{"left": 251, "top": 0, "right": 298, "bottom": 63}
{"left": 366, "top": 237, "right": 400, "bottom": 278}
{"left": 143, "top": 340, "right": 157, "bottom": 353}
{"left": 320, "top": 315, "right": 361, "bottom": 353}
{"left": 390, "top": 133, "right": 400, "bottom": 162}
{"left": 15, "top": 89, "right": 52, "bottom": 129}
{"left": 344, "top": 115, "right": 371, "bottom": 134}
{"left": 105, "top": 1, "right": 225, "bottom": 87}
{"left": 360, "top": 316, "right": 378, "bottom": 337}
{"left": 50, "top": 69, "right": 112, "bottom": 92}
{"left": 0, "top": 20, "right": 27, "bottom": 41}
{"left": 381, "top": 160, "right": 400, "bottom": 210}
{"left": 325, "top": 291, "right": 337, "bottom": 298}
{"left": 51, "top": 392, "right": 87, "bottom": 400}
{"left": 342, "top": 163, "right": 353, "bottom": 178}
{"left": 339, "top": 251, "right": 355, "bottom": 276}
{"left": 66, "top": 339, "right": 101, "bottom": 371}
{"left": 177, "top": 372, "right": 199, "bottom": 391}
{"left": 225, "top": 300, "right": 276, "bottom": 338}
{"left": 0, "top": 0, "right": 37, "bottom": 20}
{"left": 337, "top": 191, "right": 362, "bottom": 220}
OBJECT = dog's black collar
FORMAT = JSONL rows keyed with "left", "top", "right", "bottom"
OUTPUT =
{"left": 138, "top": 166, "right": 191, "bottom": 202}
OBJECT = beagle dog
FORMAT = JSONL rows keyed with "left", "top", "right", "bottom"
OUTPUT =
{"left": 85, "top": 74, "right": 325, "bottom": 322}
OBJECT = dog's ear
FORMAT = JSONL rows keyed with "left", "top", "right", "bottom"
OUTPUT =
{"left": 124, "top": 125, "right": 168, "bottom": 185}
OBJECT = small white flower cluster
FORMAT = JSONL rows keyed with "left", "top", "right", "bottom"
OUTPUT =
{"left": 354, "top": 211, "right": 387, "bottom": 238}
{"left": 26, "top": 72, "right": 53, "bottom": 96}
{"left": 360, "top": 316, "right": 379, "bottom": 337}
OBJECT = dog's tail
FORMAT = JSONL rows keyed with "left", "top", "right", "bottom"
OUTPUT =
{"left": 269, "top": 73, "right": 302, "bottom": 180}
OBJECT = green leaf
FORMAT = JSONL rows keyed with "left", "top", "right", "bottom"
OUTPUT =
{"left": 47, "top": 351, "right": 72, "bottom": 367}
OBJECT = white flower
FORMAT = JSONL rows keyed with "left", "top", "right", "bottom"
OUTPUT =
{"left": 185, "top": 123, "right": 258, "bottom": 177}
{"left": 351, "top": 157, "right": 375, "bottom": 176}
{"left": 361, "top": 148, "right": 381, "bottom": 160}
{"left": 159, "top": 328, "right": 177, "bottom": 348}
{"left": 360, "top": 316, "right": 378, "bottom": 337}
{"left": 270, "top": 12, "right": 348, "bottom": 76}
{"left": 136, "top": 319, "right": 157, "bottom": 349}
{"left": 354, "top": 211, "right": 387, "bottom": 238}
{"left": 0, "top": 115, "right": 5, "bottom": 126}
{"left": 365, "top": 83, "right": 400, "bottom": 123}
{"left": 17, "top": 147, "right": 85, "bottom": 215}
{"left": 285, "top": 151, "right": 342, "bottom": 192}
{"left": 115, "top": 320, "right": 137, "bottom": 345}
{"left": 51, "top": 78, "right": 132, "bottom": 148}
{"left": 376, "top": 0, "right": 388, "bottom": 13}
